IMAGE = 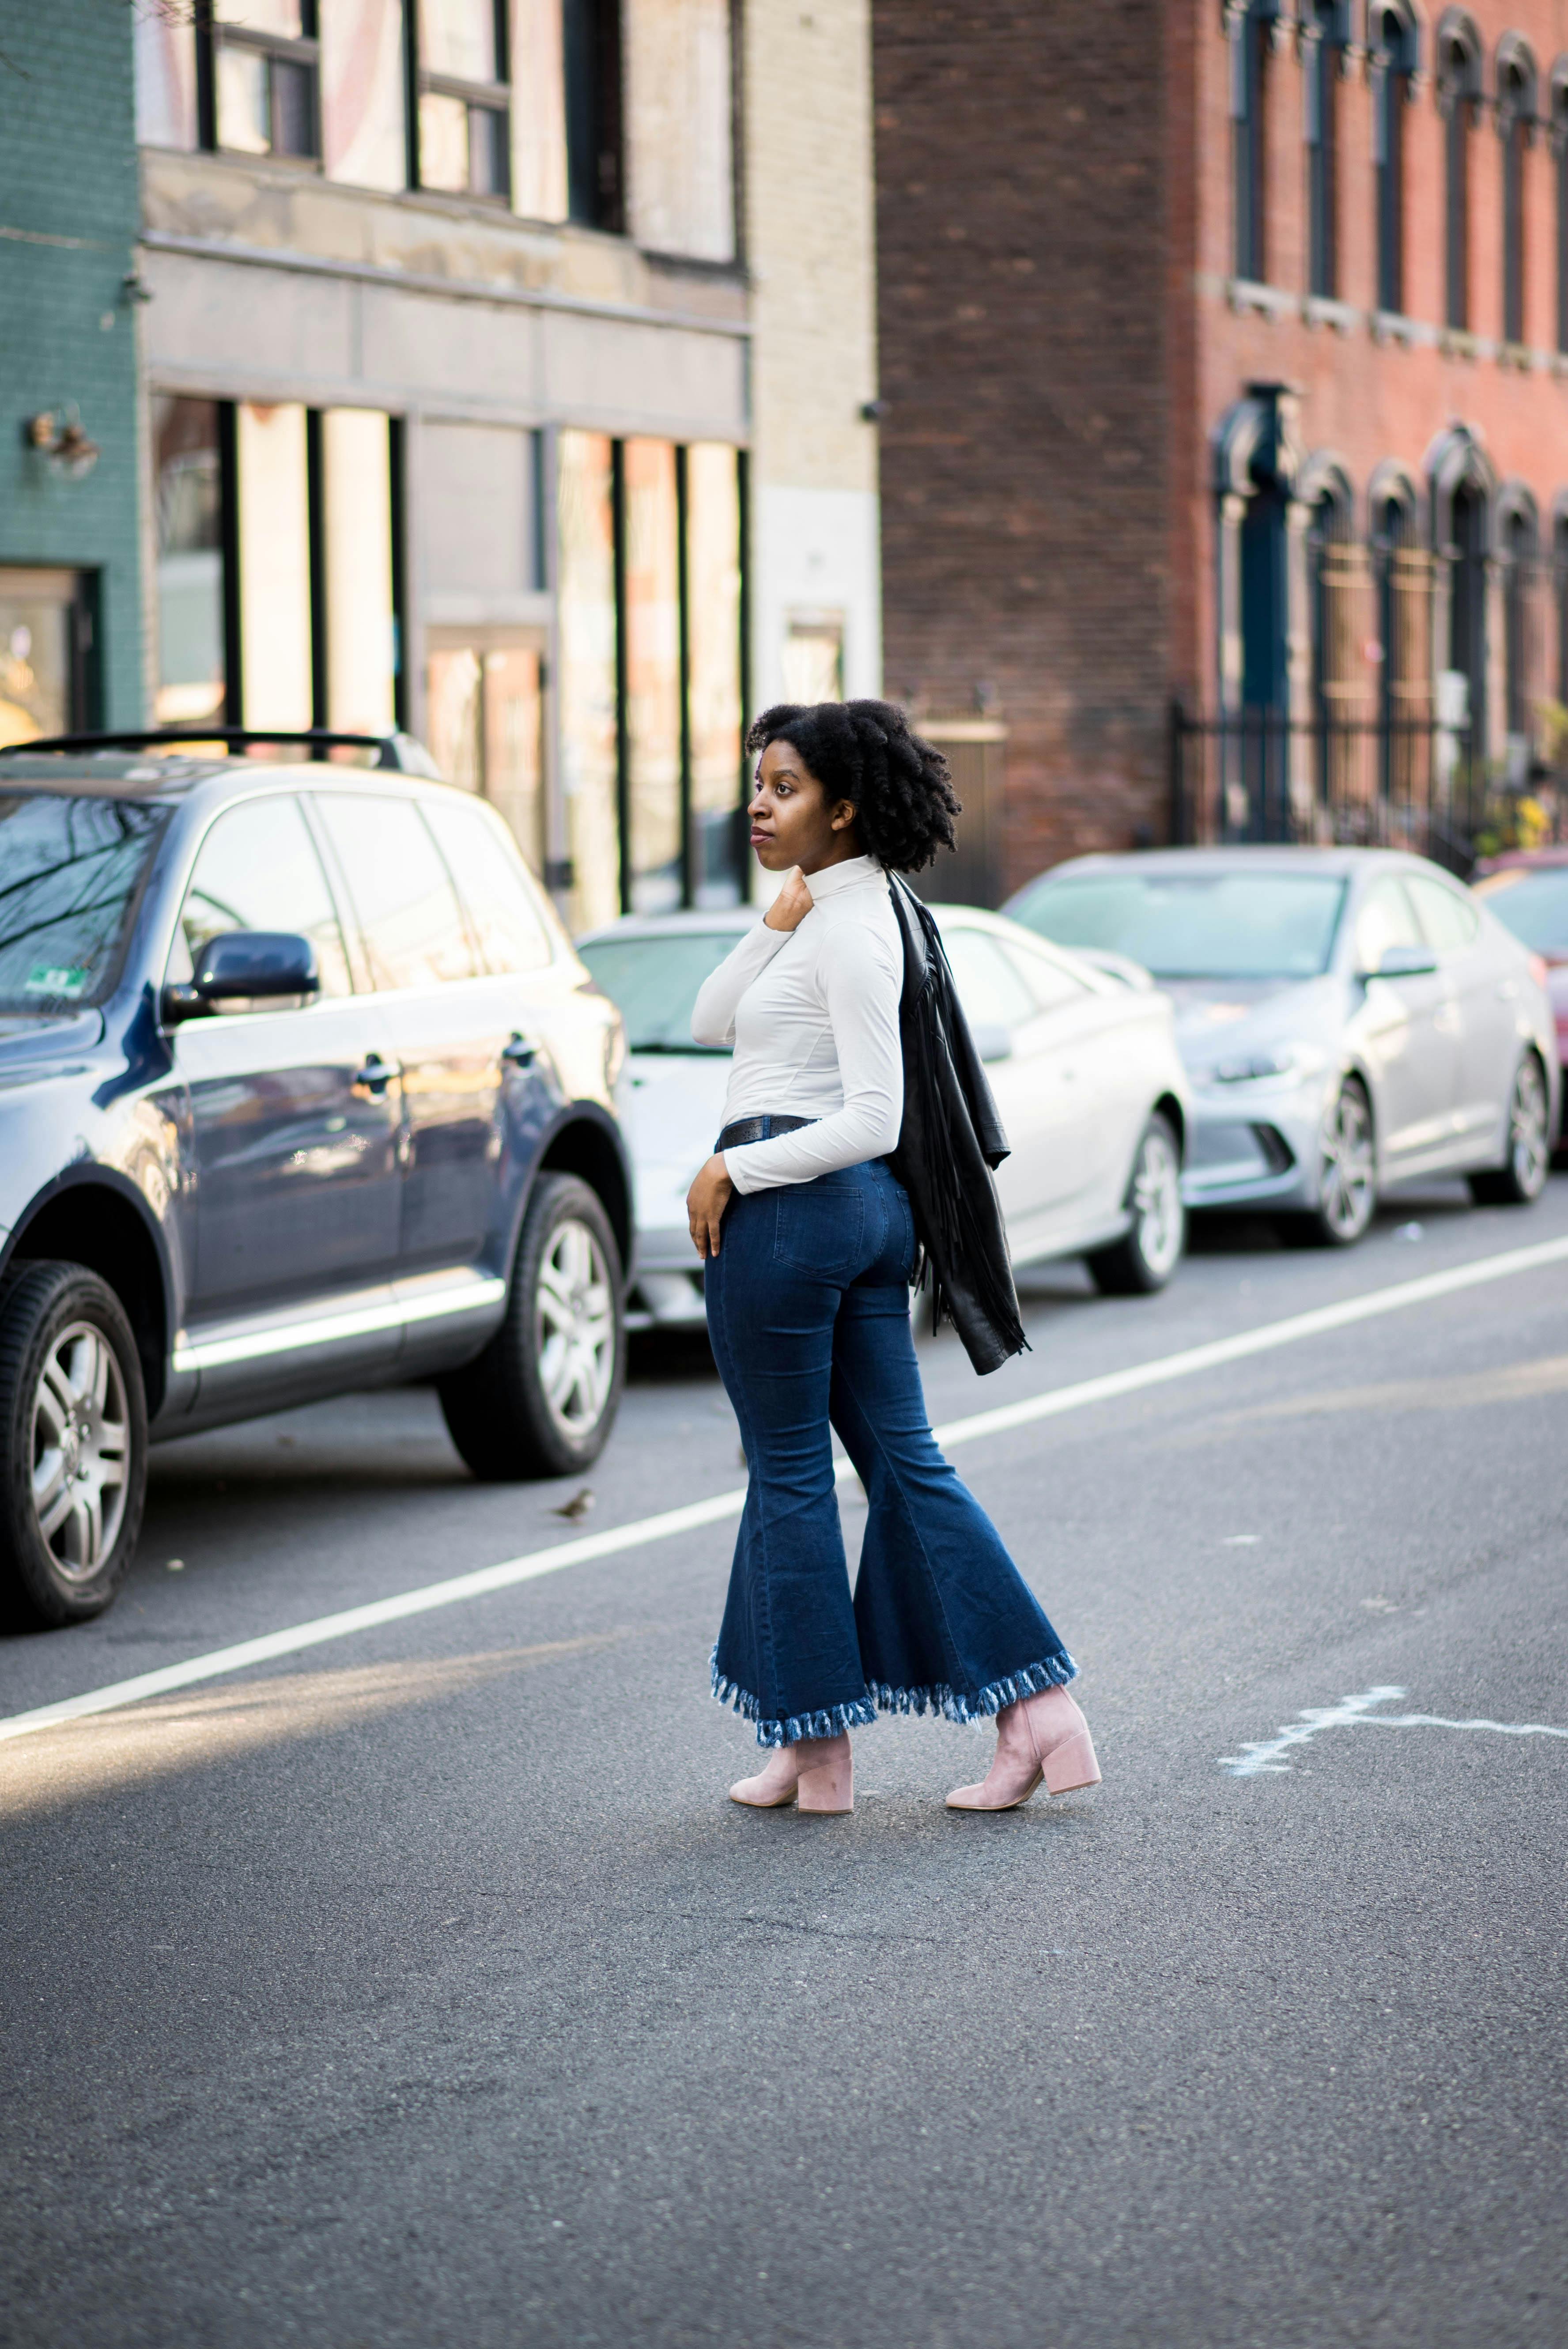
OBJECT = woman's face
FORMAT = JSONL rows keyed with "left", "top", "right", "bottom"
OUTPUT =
{"left": 748, "top": 738, "right": 859, "bottom": 873}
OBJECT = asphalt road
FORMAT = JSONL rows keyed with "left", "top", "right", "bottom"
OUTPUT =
{"left": 3, "top": 1178, "right": 1567, "bottom": 2349}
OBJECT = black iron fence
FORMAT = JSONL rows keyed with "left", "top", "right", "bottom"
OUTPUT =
{"left": 1169, "top": 707, "right": 1567, "bottom": 874}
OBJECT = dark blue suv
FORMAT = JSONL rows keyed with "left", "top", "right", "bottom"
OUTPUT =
{"left": 0, "top": 734, "right": 632, "bottom": 1627}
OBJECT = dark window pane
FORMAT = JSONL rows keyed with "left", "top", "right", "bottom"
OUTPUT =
{"left": 469, "top": 99, "right": 507, "bottom": 194}
{"left": 175, "top": 794, "right": 351, "bottom": 999}
{"left": 272, "top": 56, "right": 315, "bottom": 155}
{"left": 315, "top": 794, "right": 480, "bottom": 989}
{"left": 423, "top": 798, "right": 552, "bottom": 973}
{"left": 0, "top": 793, "right": 167, "bottom": 1013}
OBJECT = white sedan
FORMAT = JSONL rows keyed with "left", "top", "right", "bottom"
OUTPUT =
{"left": 577, "top": 903, "right": 1192, "bottom": 1328}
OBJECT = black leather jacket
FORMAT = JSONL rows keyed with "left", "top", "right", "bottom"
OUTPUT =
{"left": 884, "top": 875, "right": 1028, "bottom": 1375}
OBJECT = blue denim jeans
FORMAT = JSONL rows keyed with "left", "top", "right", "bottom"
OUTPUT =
{"left": 705, "top": 1136, "right": 1077, "bottom": 1747}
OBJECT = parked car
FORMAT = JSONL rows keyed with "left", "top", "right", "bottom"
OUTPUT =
{"left": 1471, "top": 849, "right": 1568, "bottom": 1109}
{"left": 576, "top": 899, "right": 1191, "bottom": 1330}
{"left": 1004, "top": 846, "right": 1560, "bottom": 1244}
{"left": 0, "top": 733, "right": 633, "bottom": 1628}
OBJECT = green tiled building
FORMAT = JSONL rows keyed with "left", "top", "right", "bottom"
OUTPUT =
{"left": 0, "top": 0, "right": 144, "bottom": 737}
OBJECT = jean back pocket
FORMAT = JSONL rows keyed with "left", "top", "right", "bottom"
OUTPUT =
{"left": 773, "top": 1173, "right": 866, "bottom": 1281}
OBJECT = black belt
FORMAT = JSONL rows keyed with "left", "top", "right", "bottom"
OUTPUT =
{"left": 717, "top": 1115, "right": 817, "bottom": 1151}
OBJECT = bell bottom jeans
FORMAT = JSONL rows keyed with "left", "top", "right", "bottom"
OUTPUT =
{"left": 706, "top": 1144, "right": 1077, "bottom": 1748}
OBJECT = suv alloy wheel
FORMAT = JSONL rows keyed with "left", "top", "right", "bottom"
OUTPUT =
{"left": 0, "top": 1261, "right": 149, "bottom": 1625}
{"left": 438, "top": 1174, "right": 626, "bottom": 1480}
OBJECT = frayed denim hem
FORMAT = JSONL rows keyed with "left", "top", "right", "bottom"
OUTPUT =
{"left": 710, "top": 1646, "right": 878, "bottom": 1750}
{"left": 869, "top": 1649, "right": 1078, "bottom": 1727}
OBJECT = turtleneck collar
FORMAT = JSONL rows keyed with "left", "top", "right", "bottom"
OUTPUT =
{"left": 803, "top": 853, "right": 882, "bottom": 904}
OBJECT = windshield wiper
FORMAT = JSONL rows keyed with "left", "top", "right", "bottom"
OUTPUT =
{"left": 626, "top": 1039, "right": 731, "bottom": 1055}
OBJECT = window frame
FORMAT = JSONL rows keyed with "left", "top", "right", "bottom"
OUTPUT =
{"left": 1438, "top": 15, "right": 1483, "bottom": 334}
{"left": 196, "top": 0, "right": 322, "bottom": 166}
{"left": 412, "top": 0, "right": 511, "bottom": 203}
{"left": 1498, "top": 40, "right": 1538, "bottom": 348}
{"left": 1370, "top": 6, "right": 1416, "bottom": 316}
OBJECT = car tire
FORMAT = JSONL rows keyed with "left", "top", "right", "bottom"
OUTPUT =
{"left": 1087, "top": 1111, "right": 1186, "bottom": 1296}
{"left": 438, "top": 1174, "right": 626, "bottom": 1482}
{"left": 1280, "top": 1075, "right": 1377, "bottom": 1248}
{"left": 0, "top": 1260, "right": 148, "bottom": 1628}
{"left": 1467, "top": 1052, "right": 1551, "bottom": 1207}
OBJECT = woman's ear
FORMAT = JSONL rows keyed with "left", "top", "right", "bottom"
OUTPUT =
{"left": 829, "top": 800, "right": 858, "bottom": 833}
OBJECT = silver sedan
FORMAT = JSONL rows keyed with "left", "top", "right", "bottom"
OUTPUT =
{"left": 1004, "top": 846, "right": 1560, "bottom": 1245}
{"left": 577, "top": 902, "right": 1192, "bottom": 1327}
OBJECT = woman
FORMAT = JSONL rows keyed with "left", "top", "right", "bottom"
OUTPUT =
{"left": 687, "top": 700, "right": 1099, "bottom": 1816}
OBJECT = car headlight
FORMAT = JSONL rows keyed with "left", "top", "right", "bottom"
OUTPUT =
{"left": 1191, "top": 1044, "right": 1327, "bottom": 1087}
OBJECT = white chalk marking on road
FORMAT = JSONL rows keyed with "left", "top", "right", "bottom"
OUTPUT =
{"left": 4, "top": 1228, "right": 1568, "bottom": 1748}
{"left": 1220, "top": 1685, "right": 1568, "bottom": 1776}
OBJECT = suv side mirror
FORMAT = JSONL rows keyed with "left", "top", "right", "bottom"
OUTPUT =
{"left": 1369, "top": 942, "right": 1439, "bottom": 982}
{"left": 163, "top": 931, "right": 320, "bottom": 1023}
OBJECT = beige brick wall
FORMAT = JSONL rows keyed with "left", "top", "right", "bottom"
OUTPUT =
{"left": 743, "top": 0, "right": 879, "bottom": 497}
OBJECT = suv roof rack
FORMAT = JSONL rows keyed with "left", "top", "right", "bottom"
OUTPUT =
{"left": 0, "top": 728, "right": 442, "bottom": 776}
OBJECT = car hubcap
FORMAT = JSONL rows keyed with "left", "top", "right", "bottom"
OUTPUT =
{"left": 1510, "top": 1059, "right": 1549, "bottom": 1196}
{"left": 1320, "top": 1086, "right": 1375, "bottom": 1239}
{"left": 30, "top": 1322, "right": 130, "bottom": 1581}
{"left": 536, "top": 1218, "right": 616, "bottom": 1437}
{"left": 1133, "top": 1130, "right": 1184, "bottom": 1277}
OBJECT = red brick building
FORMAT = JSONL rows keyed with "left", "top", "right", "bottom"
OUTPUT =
{"left": 873, "top": 2, "right": 1568, "bottom": 897}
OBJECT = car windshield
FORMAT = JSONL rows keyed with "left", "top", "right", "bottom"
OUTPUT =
{"left": 1010, "top": 869, "right": 1348, "bottom": 980}
{"left": 0, "top": 793, "right": 169, "bottom": 1014}
{"left": 1473, "top": 866, "right": 1568, "bottom": 953}
{"left": 576, "top": 929, "right": 745, "bottom": 1051}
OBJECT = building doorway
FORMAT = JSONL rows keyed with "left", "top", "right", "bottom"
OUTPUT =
{"left": 425, "top": 631, "right": 546, "bottom": 878}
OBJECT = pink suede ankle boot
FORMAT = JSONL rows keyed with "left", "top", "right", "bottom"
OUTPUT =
{"left": 729, "top": 1746, "right": 801, "bottom": 1807}
{"left": 795, "top": 1730, "right": 854, "bottom": 1814}
{"left": 945, "top": 1685, "right": 1100, "bottom": 1811}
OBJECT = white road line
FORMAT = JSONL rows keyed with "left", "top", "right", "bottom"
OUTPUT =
{"left": 4, "top": 1229, "right": 1568, "bottom": 1748}
{"left": 1220, "top": 1685, "right": 1568, "bottom": 1775}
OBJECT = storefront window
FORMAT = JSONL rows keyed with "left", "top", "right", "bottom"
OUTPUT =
{"left": 0, "top": 571, "right": 83, "bottom": 745}
{"left": 236, "top": 401, "right": 313, "bottom": 731}
{"left": 322, "top": 409, "right": 396, "bottom": 734}
{"left": 558, "top": 431, "right": 620, "bottom": 934}
{"left": 684, "top": 444, "right": 743, "bottom": 904}
{"left": 623, "top": 439, "right": 682, "bottom": 913}
{"left": 426, "top": 641, "right": 544, "bottom": 875}
{"left": 153, "top": 397, "right": 226, "bottom": 727}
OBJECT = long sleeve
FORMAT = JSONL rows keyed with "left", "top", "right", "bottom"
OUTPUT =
{"left": 691, "top": 919, "right": 789, "bottom": 1046}
{"left": 724, "top": 917, "right": 904, "bottom": 1193}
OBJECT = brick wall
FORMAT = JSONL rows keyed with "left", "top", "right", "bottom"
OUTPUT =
{"left": 0, "top": 0, "right": 144, "bottom": 726}
{"left": 872, "top": 0, "right": 1172, "bottom": 895}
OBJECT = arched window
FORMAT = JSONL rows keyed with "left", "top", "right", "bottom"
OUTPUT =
{"left": 1304, "top": 461, "right": 1365, "bottom": 809}
{"left": 1370, "top": 5, "right": 1417, "bottom": 314}
{"left": 1498, "top": 39, "right": 1538, "bottom": 347}
{"left": 1551, "top": 63, "right": 1568, "bottom": 353}
{"left": 1497, "top": 487, "right": 1541, "bottom": 762}
{"left": 1305, "top": 4, "right": 1347, "bottom": 298}
{"left": 1371, "top": 465, "right": 1432, "bottom": 801}
{"left": 1438, "top": 14, "right": 1483, "bottom": 332}
{"left": 1228, "top": 2, "right": 1273, "bottom": 284}
{"left": 1553, "top": 499, "right": 1568, "bottom": 704}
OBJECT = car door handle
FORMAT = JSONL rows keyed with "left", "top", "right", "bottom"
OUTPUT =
{"left": 503, "top": 1033, "right": 539, "bottom": 1069}
{"left": 353, "top": 1054, "right": 400, "bottom": 1095}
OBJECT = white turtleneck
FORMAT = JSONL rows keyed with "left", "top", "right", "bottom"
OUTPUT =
{"left": 690, "top": 854, "right": 905, "bottom": 1194}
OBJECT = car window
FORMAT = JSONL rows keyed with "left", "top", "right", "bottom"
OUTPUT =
{"left": 1406, "top": 874, "right": 1480, "bottom": 952}
{"left": 999, "top": 936, "right": 1090, "bottom": 1012}
{"left": 423, "top": 797, "right": 552, "bottom": 974}
{"left": 314, "top": 794, "right": 480, "bottom": 991}
{"left": 0, "top": 792, "right": 168, "bottom": 1014}
{"left": 940, "top": 927, "right": 1039, "bottom": 1031}
{"left": 173, "top": 795, "right": 351, "bottom": 999}
{"left": 576, "top": 929, "right": 743, "bottom": 1051}
{"left": 1011, "top": 870, "right": 1346, "bottom": 980}
{"left": 1474, "top": 864, "right": 1568, "bottom": 951}
{"left": 1354, "top": 878, "right": 1422, "bottom": 972}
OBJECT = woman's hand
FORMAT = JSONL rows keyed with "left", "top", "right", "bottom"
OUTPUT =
{"left": 687, "top": 1154, "right": 734, "bottom": 1258}
{"left": 763, "top": 866, "right": 813, "bottom": 933}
